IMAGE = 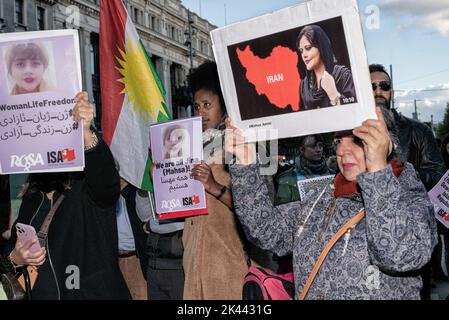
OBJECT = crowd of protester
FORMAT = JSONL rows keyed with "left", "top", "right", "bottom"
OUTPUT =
{"left": 1, "top": 62, "right": 448, "bottom": 300}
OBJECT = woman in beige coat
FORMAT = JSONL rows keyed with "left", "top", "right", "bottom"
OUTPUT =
{"left": 182, "top": 62, "right": 248, "bottom": 299}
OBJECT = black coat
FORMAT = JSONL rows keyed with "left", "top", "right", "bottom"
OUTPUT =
{"left": 6, "top": 139, "right": 131, "bottom": 300}
{"left": 0, "top": 175, "right": 10, "bottom": 235}
{"left": 393, "top": 109, "right": 445, "bottom": 191}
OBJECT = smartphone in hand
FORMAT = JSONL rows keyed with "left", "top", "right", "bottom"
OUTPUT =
{"left": 16, "top": 223, "right": 42, "bottom": 253}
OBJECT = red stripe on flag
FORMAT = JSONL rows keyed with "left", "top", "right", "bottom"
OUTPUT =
{"left": 99, "top": 0, "right": 128, "bottom": 145}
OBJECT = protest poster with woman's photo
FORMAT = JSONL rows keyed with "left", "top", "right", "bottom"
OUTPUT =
{"left": 150, "top": 116, "right": 208, "bottom": 220}
{"left": 0, "top": 30, "right": 83, "bottom": 174}
{"left": 211, "top": 0, "right": 376, "bottom": 142}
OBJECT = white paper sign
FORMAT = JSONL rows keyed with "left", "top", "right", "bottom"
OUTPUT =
{"left": 297, "top": 174, "right": 335, "bottom": 202}
{"left": 211, "top": 0, "right": 376, "bottom": 142}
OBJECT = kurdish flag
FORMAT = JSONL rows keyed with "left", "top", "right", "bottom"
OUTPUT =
{"left": 100, "top": 0, "right": 170, "bottom": 191}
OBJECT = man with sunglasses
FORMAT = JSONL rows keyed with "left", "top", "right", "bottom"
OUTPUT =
{"left": 370, "top": 64, "right": 446, "bottom": 300}
{"left": 369, "top": 64, "right": 444, "bottom": 191}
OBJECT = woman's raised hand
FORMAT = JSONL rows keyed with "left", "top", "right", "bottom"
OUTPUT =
{"left": 73, "top": 92, "right": 94, "bottom": 133}
{"left": 224, "top": 117, "right": 257, "bottom": 165}
{"left": 320, "top": 70, "right": 339, "bottom": 105}
{"left": 352, "top": 107, "right": 393, "bottom": 173}
{"left": 192, "top": 161, "right": 218, "bottom": 193}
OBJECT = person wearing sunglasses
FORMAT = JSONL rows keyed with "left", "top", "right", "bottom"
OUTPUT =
{"left": 370, "top": 64, "right": 446, "bottom": 300}
{"left": 369, "top": 64, "right": 444, "bottom": 192}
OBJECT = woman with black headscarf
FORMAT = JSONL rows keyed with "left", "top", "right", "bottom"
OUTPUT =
{"left": 297, "top": 25, "right": 357, "bottom": 110}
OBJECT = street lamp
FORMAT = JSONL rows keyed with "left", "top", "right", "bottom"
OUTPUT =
{"left": 185, "top": 10, "right": 196, "bottom": 78}
{"left": 413, "top": 99, "right": 423, "bottom": 121}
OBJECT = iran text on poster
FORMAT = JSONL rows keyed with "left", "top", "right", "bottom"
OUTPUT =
{"left": 150, "top": 116, "right": 208, "bottom": 220}
{"left": 0, "top": 30, "right": 83, "bottom": 174}
{"left": 211, "top": 0, "right": 376, "bottom": 142}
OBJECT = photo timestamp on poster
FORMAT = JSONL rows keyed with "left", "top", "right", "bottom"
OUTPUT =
{"left": 0, "top": 29, "right": 84, "bottom": 174}
{"left": 150, "top": 116, "right": 208, "bottom": 220}
{"left": 211, "top": 0, "right": 376, "bottom": 142}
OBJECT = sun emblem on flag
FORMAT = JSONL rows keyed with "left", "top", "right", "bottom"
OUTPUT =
{"left": 115, "top": 38, "right": 168, "bottom": 122}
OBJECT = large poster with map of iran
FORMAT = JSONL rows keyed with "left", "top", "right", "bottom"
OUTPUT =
{"left": 211, "top": 0, "right": 376, "bottom": 142}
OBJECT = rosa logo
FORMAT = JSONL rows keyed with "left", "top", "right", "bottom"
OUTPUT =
{"left": 10, "top": 153, "right": 44, "bottom": 171}
{"left": 162, "top": 195, "right": 200, "bottom": 210}
{"left": 161, "top": 199, "right": 182, "bottom": 210}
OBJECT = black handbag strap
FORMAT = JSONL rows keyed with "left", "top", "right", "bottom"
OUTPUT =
{"left": 37, "top": 194, "right": 65, "bottom": 248}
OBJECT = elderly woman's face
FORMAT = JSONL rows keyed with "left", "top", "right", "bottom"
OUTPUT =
{"left": 335, "top": 135, "right": 366, "bottom": 182}
{"left": 194, "top": 89, "right": 224, "bottom": 132}
{"left": 299, "top": 36, "right": 321, "bottom": 71}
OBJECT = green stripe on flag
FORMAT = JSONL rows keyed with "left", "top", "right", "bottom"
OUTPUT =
{"left": 158, "top": 102, "right": 171, "bottom": 122}
{"left": 141, "top": 156, "right": 154, "bottom": 192}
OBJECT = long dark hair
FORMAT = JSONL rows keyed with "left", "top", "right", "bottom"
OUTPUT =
{"left": 296, "top": 25, "right": 336, "bottom": 75}
{"left": 188, "top": 61, "right": 226, "bottom": 115}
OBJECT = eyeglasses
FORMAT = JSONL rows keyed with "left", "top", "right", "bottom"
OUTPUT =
{"left": 372, "top": 81, "right": 391, "bottom": 91}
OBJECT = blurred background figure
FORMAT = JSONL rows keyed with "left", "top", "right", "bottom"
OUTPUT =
{"left": 276, "top": 134, "right": 334, "bottom": 205}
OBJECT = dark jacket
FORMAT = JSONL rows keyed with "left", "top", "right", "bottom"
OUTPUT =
{"left": 300, "top": 65, "right": 357, "bottom": 110}
{"left": 393, "top": 109, "right": 445, "bottom": 190}
{"left": 6, "top": 139, "right": 131, "bottom": 300}
{"left": 0, "top": 175, "right": 10, "bottom": 236}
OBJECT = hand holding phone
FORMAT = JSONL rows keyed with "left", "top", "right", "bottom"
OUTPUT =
{"left": 16, "top": 223, "right": 42, "bottom": 253}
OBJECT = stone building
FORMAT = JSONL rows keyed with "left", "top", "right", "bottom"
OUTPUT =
{"left": 0, "top": 0, "right": 216, "bottom": 127}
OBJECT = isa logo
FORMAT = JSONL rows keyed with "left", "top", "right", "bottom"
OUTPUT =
{"left": 47, "top": 148, "right": 76, "bottom": 164}
{"left": 182, "top": 195, "right": 200, "bottom": 206}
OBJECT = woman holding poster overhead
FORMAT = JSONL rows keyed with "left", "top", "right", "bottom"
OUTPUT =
{"left": 182, "top": 61, "right": 248, "bottom": 300}
{"left": 297, "top": 25, "right": 357, "bottom": 110}
{"left": 225, "top": 107, "right": 438, "bottom": 299}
